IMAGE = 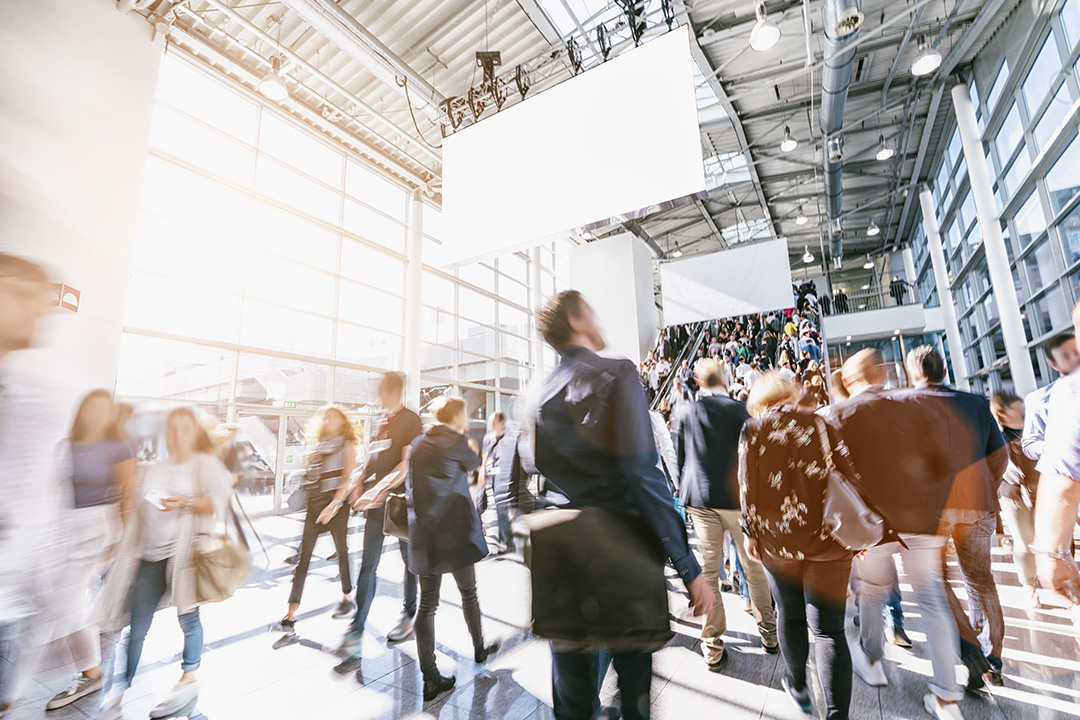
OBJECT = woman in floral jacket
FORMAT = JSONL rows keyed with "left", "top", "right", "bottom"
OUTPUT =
{"left": 739, "top": 372, "right": 854, "bottom": 720}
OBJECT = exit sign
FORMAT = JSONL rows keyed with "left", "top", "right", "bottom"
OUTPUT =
{"left": 283, "top": 401, "right": 297, "bottom": 409}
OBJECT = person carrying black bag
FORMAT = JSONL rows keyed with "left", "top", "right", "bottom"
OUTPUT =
{"left": 520, "top": 290, "right": 713, "bottom": 720}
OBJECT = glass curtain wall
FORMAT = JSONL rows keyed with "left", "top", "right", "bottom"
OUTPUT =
{"left": 911, "top": 1, "right": 1080, "bottom": 395}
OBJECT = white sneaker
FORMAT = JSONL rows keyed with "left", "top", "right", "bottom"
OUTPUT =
{"left": 923, "top": 693, "right": 965, "bottom": 719}
{"left": 46, "top": 673, "right": 104, "bottom": 709}
{"left": 1023, "top": 585, "right": 1041, "bottom": 610}
{"left": 148, "top": 681, "right": 199, "bottom": 719}
{"left": 849, "top": 638, "right": 888, "bottom": 686}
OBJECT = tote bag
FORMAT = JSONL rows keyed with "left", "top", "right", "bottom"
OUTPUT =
{"left": 814, "top": 417, "right": 884, "bottom": 551}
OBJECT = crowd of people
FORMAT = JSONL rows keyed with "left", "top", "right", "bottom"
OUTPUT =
{"left": 4, "top": 249, "right": 1080, "bottom": 720}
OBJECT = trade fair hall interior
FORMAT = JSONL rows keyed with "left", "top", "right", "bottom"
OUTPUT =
{"left": 3, "top": 0, "right": 1080, "bottom": 719}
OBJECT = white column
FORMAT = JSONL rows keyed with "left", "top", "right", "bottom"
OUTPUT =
{"left": 404, "top": 189, "right": 423, "bottom": 412}
{"left": 920, "top": 188, "right": 970, "bottom": 390}
{"left": 902, "top": 247, "right": 917, "bottom": 288}
{"left": 529, "top": 246, "right": 545, "bottom": 376}
{"left": 951, "top": 82, "right": 1037, "bottom": 396}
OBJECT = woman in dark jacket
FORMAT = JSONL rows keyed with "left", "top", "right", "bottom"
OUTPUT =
{"left": 407, "top": 396, "right": 498, "bottom": 701}
{"left": 739, "top": 372, "right": 854, "bottom": 720}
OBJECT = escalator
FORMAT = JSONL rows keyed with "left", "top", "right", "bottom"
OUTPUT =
{"left": 650, "top": 322, "right": 711, "bottom": 412}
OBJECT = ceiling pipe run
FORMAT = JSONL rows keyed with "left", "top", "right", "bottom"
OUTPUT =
{"left": 820, "top": 0, "right": 863, "bottom": 266}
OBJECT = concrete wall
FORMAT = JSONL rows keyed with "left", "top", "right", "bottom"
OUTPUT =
{"left": 0, "top": 0, "right": 163, "bottom": 411}
{"left": 823, "top": 303, "right": 933, "bottom": 342}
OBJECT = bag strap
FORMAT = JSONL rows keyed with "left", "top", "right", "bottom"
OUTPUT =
{"left": 812, "top": 416, "right": 835, "bottom": 472}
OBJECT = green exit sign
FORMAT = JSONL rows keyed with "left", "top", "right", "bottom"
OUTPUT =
{"left": 283, "top": 401, "right": 297, "bottom": 409}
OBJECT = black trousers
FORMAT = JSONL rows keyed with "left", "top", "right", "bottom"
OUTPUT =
{"left": 762, "top": 553, "right": 852, "bottom": 720}
{"left": 289, "top": 490, "right": 351, "bottom": 604}
{"left": 416, "top": 565, "right": 483, "bottom": 681}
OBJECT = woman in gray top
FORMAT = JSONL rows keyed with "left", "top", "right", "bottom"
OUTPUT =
{"left": 275, "top": 405, "right": 357, "bottom": 646}
{"left": 45, "top": 390, "right": 135, "bottom": 712}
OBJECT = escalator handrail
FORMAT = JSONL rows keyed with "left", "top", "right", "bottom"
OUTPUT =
{"left": 650, "top": 322, "right": 710, "bottom": 412}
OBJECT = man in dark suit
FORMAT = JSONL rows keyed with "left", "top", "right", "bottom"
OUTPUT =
{"left": 674, "top": 359, "right": 777, "bottom": 670}
{"left": 897, "top": 345, "right": 1009, "bottom": 687}
{"left": 829, "top": 350, "right": 965, "bottom": 718}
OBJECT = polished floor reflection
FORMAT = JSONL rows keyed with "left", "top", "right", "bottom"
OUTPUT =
{"left": 8, "top": 511, "right": 1079, "bottom": 720}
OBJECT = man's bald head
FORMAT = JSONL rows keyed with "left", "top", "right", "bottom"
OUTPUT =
{"left": 842, "top": 348, "right": 886, "bottom": 395}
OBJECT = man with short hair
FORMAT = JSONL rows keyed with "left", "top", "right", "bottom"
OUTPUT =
{"left": 646, "top": 362, "right": 660, "bottom": 403}
{"left": 900, "top": 345, "right": 1009, "bottom": 688}
{"left": 333, "top": 372, "right": 422, "bottom": 667}
{"left": 1033, "top": 300, "right": 1080, "bottom": 606}
{"left": 1022, "top": 331, "right": 1079, "bottom": 461}
{"left": 479, "top": 412, "right": 515, "bottom": 554}
{"left": 830, "top": 349, "right": 966, "bottom": 719}
{"left": 674, "top": 359, "right": 776, "bottom": 669}
{"left": 521, "top": 290, "right": 713, "bottom": 720}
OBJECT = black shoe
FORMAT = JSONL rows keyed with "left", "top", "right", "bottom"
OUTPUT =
{"left": 961, "top": 641, "right": 990, "bottom": 692}
{"left": 332, "top": 599, "right": 355, "bottom": 619}
{"left": 273, "top": 618, "right": 297, "bottom": 650}
{"left": 707, "top": 650, "right": 729, "bottom": 673}
{"left": 983, "top": 670, "right": 1004, "bottom": 687}
{"left": 781, "top": 677, "right": 812, "bottom": 715}
{"left": 423, "top": 674, "right": 456, "bottom": 702}
{"left": 284, "top": 553, "right": 300, "bottom": 566}
{"left": 327, "top": 551, "right": 338, "bottom": 561}
{"left": 475, "top": 642, "right": 500, "bottom": 663}
{"left": 763, "top": 642, "right": 780, "bottom": 655}
{"left": 887, "top": 625, "right": 913, "bottom": 649}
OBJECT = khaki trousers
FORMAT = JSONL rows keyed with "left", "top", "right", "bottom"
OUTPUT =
{"left": 687, "top": 507, "right": 776, "bottom": 662}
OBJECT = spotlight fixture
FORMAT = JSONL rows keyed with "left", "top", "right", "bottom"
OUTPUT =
{"left": 795, "top": 206, "right": 808, "bottom": 225}
{"left": 862, "top": 254, "right": 874, "bottom": 270}
{"left": 780, "top": 125, "right": 798, "bottom": 152}
{"left": 802, "top": 246, "right": 815, "bottom": 263}
{"left": 672, "top": 242, "right": 684, "bottom": 258}
{"left": 259, "top": 56, "right": 288, "bottom": 101}
{"left": 861, "top": 284, "right": 870, "bottom": 290}
{"left": 749, "top": 2, "right": 781, "bottom": 52}
{"left": 867, "top": 219, "right": 880, "bottom": 236}
{"left": 911, "top": 38, "right": 942, "bottom": 77}
{"left": 875, "top": 135, "right": 895, "bottom": 161}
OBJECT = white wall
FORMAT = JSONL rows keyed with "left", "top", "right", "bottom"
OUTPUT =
{"left": 822, "top": 303, "right": 931, "bottom": 342}
{"left": 570, "top": 234, "right": 658, "bottom": 365}
{"left": 0, "top": 0, "right": 163, "bottom": 410}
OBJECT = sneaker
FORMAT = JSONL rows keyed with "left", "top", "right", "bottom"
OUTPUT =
{"left": 273, "top": 618, "right": 298, "bottom": 650}
{"left": 887, "top": 625, "right": 913, "bottom": 648}
{"left": 706, "top": 649, "right": 729, "bottom": 673}
{"left": 1023, "top": 585, "right": 1041, "bottom": 610}
{"left": 331, "top": 599, "right": 355, "bottom": 619}
{"left": 923, "top": 694, "right": 965, "bottom": 720}
{"left": 148, "top": 681, "right": 199, "bottom": 719}
{"left": 781, "top": 677, "right": 812, "bottom": 715}
{"left": 46, "top": 673, "right": 104, "bottom": 710}
{"left": 327, "top": 551, "right": 338, "bottom": 561}
{"left": 386, "top": 610, "right": 416, "bottom": 642}
{"left": 474, "top": 642, "right": 500, "bottom": 663}
{"left": 763, "top": 641, "right": 780, "bottom": 655}
{"left": 284, "top": 552, "right": 300, "bottom": 566}
{"left": 848, "top": 639, "right": 888, "bottom": 687}
{"left": 423, "top": 674, "right": 456, "bottom": 702}
{"left": 983, "top": 670, "right": 1004, "bottom": 687}
{"left": 90, "top": 699, "right": 123, "bottom": 720}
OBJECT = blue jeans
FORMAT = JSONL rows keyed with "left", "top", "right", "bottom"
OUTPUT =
{"left": 125, "top": 560, "right": 202, "bottom": 687}
{"left": 491, "top": 475, "right": 515, "bottom": 551}
{"left": 349, "top": 505, "right": 417, "bottom": 636}
{"left": 551, "top": 646, "right": 651, "bottom": 720}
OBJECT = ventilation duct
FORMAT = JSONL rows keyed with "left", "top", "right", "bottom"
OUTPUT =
{"left": 820, "top": 0, "right": 863, "bottom": 264}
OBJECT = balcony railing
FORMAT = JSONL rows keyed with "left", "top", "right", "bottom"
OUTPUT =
{"left": 823, "top": 284, "right": 922, "bottom": 316}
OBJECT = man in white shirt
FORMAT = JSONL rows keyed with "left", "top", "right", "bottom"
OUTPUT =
{"left": 647, "top": 363, "right": 660, "bottom": 400}
{"left": 777, "top": 360, "right": 797, "bottom": 383}
{"left": 1022, "top": 331, "right": 1078, "bottom": 461}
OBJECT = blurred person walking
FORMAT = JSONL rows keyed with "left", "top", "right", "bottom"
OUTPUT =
{"left": 45, "top": 390, "right": 136, "bottom": 711}
{"left": 900, "top": 345, "right": 1008, "bottom": 686}
{"left": 0, "top": 254, "right": 69, "bottom": 717}
{"left": 521, "top": 291, "right": 713, "bottom": 720}
{"left": 674, "top": 358, "right": 777, "bottom": 668}
{"left": 990, "top": 391, "right": 1041, "bottom": 609}
{"left": 405, "top": 396, "right": 499, "bottom": 700}
{"left": 1022, "top": 331, "right": 1078, "bottom": 462}
{"left": 93, "top": 407, "right": 235, "bottom": 720}
{"left": 479, "top": 412, "right": 515, "bottom": 554}
{"left": 831, "top": 349, "right": 965, "bottom": 719}
{"left": 336, "top": 373, "right": 422, "bottom": 667}
{"left": 739, "top": 372, "right": 853, "bottom": 719}
{"left": 274, "top": 405, "right": 358, "bottom": 648}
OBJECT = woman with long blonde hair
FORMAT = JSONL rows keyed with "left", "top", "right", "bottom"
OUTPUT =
{"left": 275, "top": 405, "right": 358, "bottom": 647}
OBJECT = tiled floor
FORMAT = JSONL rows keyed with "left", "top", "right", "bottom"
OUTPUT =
{"left": 9, "top": 510, "right": 1080, "bottom": 720}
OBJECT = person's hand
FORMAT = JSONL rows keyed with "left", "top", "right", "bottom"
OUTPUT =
{"left": 161, "top": 496, "right": 186, "bottom": 512}
{"left": 1037, "top": 554, "right": 1080, "bottom": 605}
{"left": 744, "top": 536, "right": 761, "bottom": 563}
{"left": 352, "top": 485, "right": 388, "bottom": 511}
{"left": 686, "top": 575, "right": 715, "bottom": 618}
{"left": 317, "top": 502, "right": 341, "bottom": 526}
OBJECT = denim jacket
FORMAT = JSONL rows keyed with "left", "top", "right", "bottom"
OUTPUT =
{"left": 520, "top": 346, "right": 701, "bottom": 584}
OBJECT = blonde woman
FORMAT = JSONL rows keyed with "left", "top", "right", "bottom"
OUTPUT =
{"left": 740, "top": 372, "right": 854, "bottom": 719}
{"left": 275, "top": 405, "right": 357, "bottom": 647}
{"left": 94, "top": 407, "right": 234, "bottom": 720}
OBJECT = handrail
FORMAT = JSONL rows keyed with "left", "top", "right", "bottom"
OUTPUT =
{"left": 650, "top": 323, "right": 710, "bottom": 411}
{"left": 824, "top": 285, "right": 922, "bottom": 315}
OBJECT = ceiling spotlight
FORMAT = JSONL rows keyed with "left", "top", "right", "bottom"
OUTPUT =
{"left": 863, "top": 254, "right": 875, "bottom": 270}
{"left": 875, "top": 135, "right": 895, "bottom": 161}
{"left": 749, "top": 2, "right": 781, "bottom": 52}
{"left": 861, "top": 284, "right": 870, "bottom": 290}
{"left": 911, "top": 38, "right": 942, "bottom": 77}
{"left": 780, "top": 125, "right": 798, "bottom": 152}
{"left": 259, "top": 56, "right": 288, "bottom": 101}
{"left": 867, "top": 219, "right": 880, "bottom": 236}
{"left": 700, "top": 27, "right": 717, "bottom": 43}
{"left": 802, "top": 246, "right": 815, "bottom": 263}
{"left": 672, "top": 242, "right": 684, "bottom": 258}
{"left": 795, "top": 207, "right": 808, "bottom": 225}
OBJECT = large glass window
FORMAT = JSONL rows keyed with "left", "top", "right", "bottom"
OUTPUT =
{"left": 987, "top": 60, "right": 1010, "bottom": 112}
{"left": 1016, "top": 192, "right": 1047, "bottom": 247}
{"left": 1033, "top": 82, "right": 1073, "bottom": 153}
{"left": 1058, "top": 201, "right": 1080, "bottom": 266}
{"left": 1022, "top": 33, "right": 1062, "bottom": 115}
{"left": 1046, "top": 136, "right": 1080, "bottom": 215}
{"left": 995, "top": 104, "right": 1024, "bottom": 164}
